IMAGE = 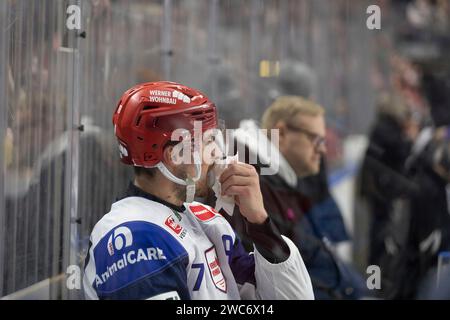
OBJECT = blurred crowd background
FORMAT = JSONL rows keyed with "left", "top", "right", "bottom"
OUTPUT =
{"left": 1, "top": 0, "right": 450, "bottom": 299}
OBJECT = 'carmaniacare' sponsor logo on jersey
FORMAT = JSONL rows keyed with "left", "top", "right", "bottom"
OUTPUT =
{"left": 149, "top": 89, "right": 191, "bottom": 105}
{"left": 92, "top": 221, "right": 188, "bottom": 294}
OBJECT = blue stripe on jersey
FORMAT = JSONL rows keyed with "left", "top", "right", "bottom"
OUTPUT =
{"left": 229, "top": 238, "right": 256, "bottom": 286}
{"left": 92, "top": 221, "right": 189, "bottom": 297}
{"left": 99, "top": 257, "right": 190, "bottom": 300}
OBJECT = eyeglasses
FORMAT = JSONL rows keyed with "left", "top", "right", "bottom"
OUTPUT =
{"left": 285, "top": 124, "right": 326, "bottom": 149}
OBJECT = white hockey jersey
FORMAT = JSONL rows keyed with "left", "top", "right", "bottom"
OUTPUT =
{"left": 83, "top": 194, "right": 314, "bottom": 300}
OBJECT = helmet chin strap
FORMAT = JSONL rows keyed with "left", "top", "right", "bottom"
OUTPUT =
{"left": 155, "top": 152, "right": 202, "bottom": 203}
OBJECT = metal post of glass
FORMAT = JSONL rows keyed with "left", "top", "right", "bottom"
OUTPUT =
{"left": 0, "top": 0, "right": 10, "bottom": 298}
{"left": 162, "top": 0, "right": 173, "bottom": 80}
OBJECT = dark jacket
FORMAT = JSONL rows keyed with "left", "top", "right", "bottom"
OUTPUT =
{"left": 402, "top": 166, "right": 450, "bottom": 298}
{"left": 258, "top": 173, "right": 367, "bottom": 299}
{"left": 297, "top": 159, "right": 349, "bottom": 243}
{"left": 359, "top": 114, "right": 414, "bottom": 267}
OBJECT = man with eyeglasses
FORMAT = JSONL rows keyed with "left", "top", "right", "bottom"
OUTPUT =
{"left": 227, "top": 96, "right": 367, "bottom": 299}
{"left": 263, "top": 96, "right": 327, "bottom": 178}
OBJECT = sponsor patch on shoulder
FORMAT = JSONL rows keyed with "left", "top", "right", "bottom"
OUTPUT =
{"left": 189, "top": 204, "right": 219, "bottom": 222}
{"left": 164, "top": 215, "right": 187, "bottom": 239}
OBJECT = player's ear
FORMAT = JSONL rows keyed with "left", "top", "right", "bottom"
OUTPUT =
{"left": 274, "top": 121, "right": 287, "bottom": 147}
{"left": 162, "top": 144, "right": 175, "bottom": 167}
{"left": 162, "top": 142, "right": 184, "bottom": 169}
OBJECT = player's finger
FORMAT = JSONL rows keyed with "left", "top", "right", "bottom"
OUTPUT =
{"left": 221, "top": 175, "right": 252, "bottom": 195}
{"left": 223, "top": 185, "right": 251, "bottom": 197}
{"left": 219, "top": 163, "right": 253, "bottom": 183}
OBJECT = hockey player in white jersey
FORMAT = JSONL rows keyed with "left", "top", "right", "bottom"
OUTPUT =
{"left": 83, "top": 81, "right": 314, "bottom": 300}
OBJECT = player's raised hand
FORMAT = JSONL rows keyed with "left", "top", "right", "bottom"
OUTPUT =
{"left": 219, "top": 162, "right": 268, "bottom": 224}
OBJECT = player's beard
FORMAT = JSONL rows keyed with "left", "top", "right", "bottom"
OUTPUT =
{"left": 173, "top": 164, "right": 211, "bottom": 202}
{"left": 173, "top": 166, "right": 188, "bottom": 203}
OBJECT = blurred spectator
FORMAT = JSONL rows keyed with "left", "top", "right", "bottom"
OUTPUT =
{"left": 406, "top": 0, "right": 449, "bottom": 33}
{"left": 359, "top": 93, "right": 419, "bottom": 270}
{"left": 272, "top": 60, "right": 349, "bottom": 247}
{"left": 422, "top": 70, "right": 450, "bottom": 127}
{"left": 269, "top": 60, "right": 317, "bottom": 100}
{"left": 4, "top": 93, "right": 65, "bottom": 294}
{"left": 210, "top": 64, "right": 246, "bottom": 129}
{"left": 3, "top": 91, "right": 129, "bottom": 295}
{"left": 399, "top": 131, "right": 450, "bottom": 298}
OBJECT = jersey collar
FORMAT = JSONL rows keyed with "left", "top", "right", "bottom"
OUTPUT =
{"left": 122, "top": 182, "right": 186, "bottom": 212}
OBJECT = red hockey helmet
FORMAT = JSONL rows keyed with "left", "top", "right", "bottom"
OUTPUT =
{"left": 112, "top": 81, "right": 218, "bottom": 167}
